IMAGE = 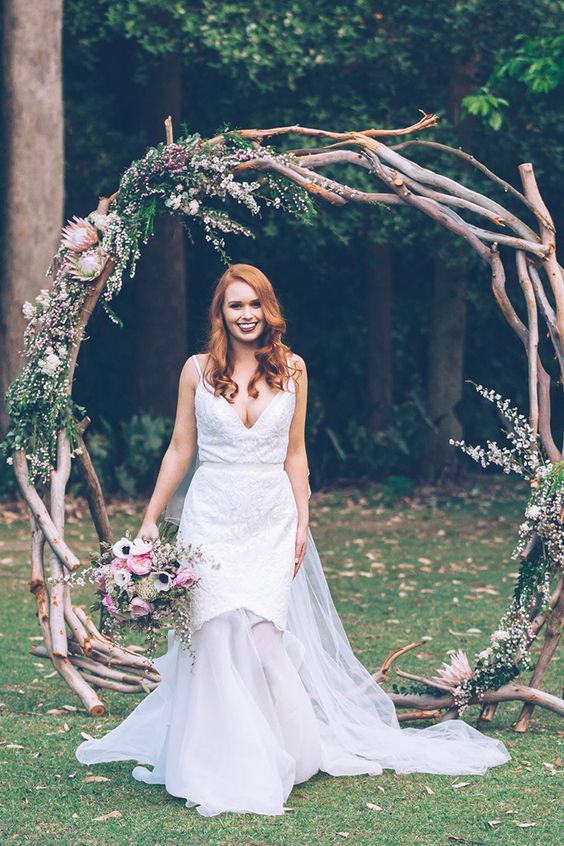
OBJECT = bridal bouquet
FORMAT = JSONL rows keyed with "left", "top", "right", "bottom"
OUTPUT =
{"left": 50, "top": 524, "right": 214, "bottom": 658}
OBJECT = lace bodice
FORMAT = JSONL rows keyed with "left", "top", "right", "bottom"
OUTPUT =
{"left": 193, "top": 355, "right": 296, "bottom": 463}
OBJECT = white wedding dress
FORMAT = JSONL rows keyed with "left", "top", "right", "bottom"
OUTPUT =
{"left": 76, "top": 354, "right": 510, "bottom": 816}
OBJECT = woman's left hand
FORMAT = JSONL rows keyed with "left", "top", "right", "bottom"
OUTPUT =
{"left": 293, "top": 522, "right": 308, "bottom": 578}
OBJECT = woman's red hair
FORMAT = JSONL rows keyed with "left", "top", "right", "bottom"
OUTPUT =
{"left": 203, "top": 263, "right": 297, "bottom": 401}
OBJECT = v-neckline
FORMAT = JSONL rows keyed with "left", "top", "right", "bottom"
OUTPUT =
{"left": 198, "top": 378, "right": 284, "bottom": 432}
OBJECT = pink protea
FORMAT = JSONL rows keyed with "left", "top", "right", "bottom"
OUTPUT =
{"left": 61, "top": 216, "right": 99, "bottom": 252}
{"left": 65, "top": 247, "right": 105, "bottom": 282}
{"left": 431, "top": 650, "right": 472, "bottom": 689}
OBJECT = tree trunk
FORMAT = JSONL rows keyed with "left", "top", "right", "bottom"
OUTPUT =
{"left": 421, "top": 260, "right": 467, "bottom": 481}
{"left": 420, "top": 44, "right": 477, "bottom": 480}
{"left": 0, "top": 0, "right": 64, "bottom": 436}
{"left": 366, "top": 241, "right": 394, "bottom": 430}
{"left": 132, "top": 53, "right": 187, "bottom": 416}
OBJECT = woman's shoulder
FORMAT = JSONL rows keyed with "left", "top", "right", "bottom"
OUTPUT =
{"left": 288, "top": 351, "right": 306, "bottom": 372}
{"left": 181, "top": 352, "right": 209, "bottom": 386}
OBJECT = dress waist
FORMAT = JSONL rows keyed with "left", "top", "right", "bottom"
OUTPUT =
{"left": 199, "top": 461, "right": 284, "bottom": 471}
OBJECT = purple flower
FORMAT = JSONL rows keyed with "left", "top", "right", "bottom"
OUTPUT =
{"left": 102, "top": 593, "right": 118, "bottom": 614}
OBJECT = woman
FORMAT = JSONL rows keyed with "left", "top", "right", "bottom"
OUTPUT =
{"left": 76, "top": 263, "right": 510, "bottom": 817}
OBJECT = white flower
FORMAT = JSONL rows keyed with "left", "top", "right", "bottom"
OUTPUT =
{"left": 477, "top": 648, "right": 492, "bottom": 661}
{"left": 150, "top": 571, "right": 173, "bottom": 592}
{"left": 22, "top": 301, "right": 35, "bottom": 320}
{"left": 114, "top": 569, "right": 132, "bottom": 587}
{"left": 88, "top": 211, "right": 118, "bottom": 232}
{"left": 6, "top": 456, "right": 13, "bottom": 465}
{"left": 36, "top": 289, "right": 51, "bottom": 307}
{"left": 491, "top": 630, "right": 510, "bottom": 644}
{"left": 165, "top": 194, "right": 182, "bottom": 210}
{"left": 130, "top": 538, "right": 153, "bottom": 556}
{"left": 525, "top": 504, "right": 541, "bottom": 520}
{"left": 38, "top": 353, "right": 62, "bottom": 376}
{"left": 112, "top": 536, "right": 135, "bottom": 558}
{"left": 187, "top": 200, "right": 200, "bottom": 215}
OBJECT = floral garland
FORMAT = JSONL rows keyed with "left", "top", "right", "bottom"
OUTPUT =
{"left": 1, "top": 132, "right": 314, "bottom": 485}
{"left": 411, "top": 383, "right": 559, "bottom": 714}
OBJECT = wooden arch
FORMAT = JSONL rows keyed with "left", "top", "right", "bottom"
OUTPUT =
{"left": 11, "top": 115, "right": 564, "bottom": 728}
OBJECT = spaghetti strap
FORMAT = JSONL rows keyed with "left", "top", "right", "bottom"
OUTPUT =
{"left": 193, "top": 354, "right": 202, "bottom": 378}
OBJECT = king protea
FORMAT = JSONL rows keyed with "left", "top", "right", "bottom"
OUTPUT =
{"left": 66, "top": 247, "right": 105, "bottom": 282}
{"left": 61, "top": 216, "right": 99, "bottom": 252}
{"left": 430, "top": 650, "right": 472, "bottom": 689}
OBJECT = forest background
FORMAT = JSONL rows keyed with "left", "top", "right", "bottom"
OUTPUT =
{"left": 1, "top": 0, "right": 562, "bottom": 500}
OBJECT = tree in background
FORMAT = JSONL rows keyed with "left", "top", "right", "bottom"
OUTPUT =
{"left": 0, "top": 0, "right": 64, "bottom": 435}
{"left": 3, "top": 0, "right": 561, "bottom": 488}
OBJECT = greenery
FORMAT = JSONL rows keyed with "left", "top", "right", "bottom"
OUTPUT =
{"left": 1, "top": 479, "right": 561, "bottom": 844}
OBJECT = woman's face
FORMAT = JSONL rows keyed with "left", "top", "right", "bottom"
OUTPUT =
{"left": 222, "top": 280, "right": 266, "bottom": 343}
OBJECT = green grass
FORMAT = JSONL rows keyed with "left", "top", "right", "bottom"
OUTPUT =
{"left": 0, "top": 477, "right": 562, "bottom": 846}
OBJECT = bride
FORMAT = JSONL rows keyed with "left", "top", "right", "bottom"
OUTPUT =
{"left": 76, "top": 263, "right": 510, "bottom": 816}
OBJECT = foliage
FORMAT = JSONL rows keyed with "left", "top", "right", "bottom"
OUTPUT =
{"left": 0, "top": 133, "right": 313, "bottom": 484}
{"left": 443, "top": 385, "right": 559, "bottom": 711}
{"left": 82, "top": 412, "right": 173, "bottom": 498}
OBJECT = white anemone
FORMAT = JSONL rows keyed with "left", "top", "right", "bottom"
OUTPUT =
{"left": 150, "top": 571, "right": 173, "bottom": 592}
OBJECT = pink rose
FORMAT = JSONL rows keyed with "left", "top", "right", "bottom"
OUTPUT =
{"left": 126, "top": 554, "right": 153, "bottom": 576}
{"left": 102, "top": 593, "right": 118, "bottom": 614}
{"left": 173, "top": 566, "right": 197, "bottom": 588}
{"left": 128, "top": 597, "right": 154, "bottom": 617}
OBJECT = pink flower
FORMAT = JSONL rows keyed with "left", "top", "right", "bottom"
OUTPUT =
{"left": 102, "top": 593, "right": 118, "bottom": 614}
{"left": 128, "top": 597, "right": 154, "bottom": 617}
{"left": 61, "top": 216, "right": 99, "bottom": 252}
{"left": 126, "top": 554, "right": 153, "bottom": 576}
{"left": 66, "top": 246, "right": 105, "bottom": 282}
{"left": 431, "top": 650, "right": 473, "bottom": 689}
{"left": 173, "top": 566, "right": 197, "bottom": 588}
{"left": 93, "top": 569, "right": 107, "bottom": 592}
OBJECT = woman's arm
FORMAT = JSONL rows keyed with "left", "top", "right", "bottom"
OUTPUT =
{"left": 284, "top": 354, "right": 309, "bottom": 576}
{"left": 137, "top": 356, "right": 199, "bottom": 538}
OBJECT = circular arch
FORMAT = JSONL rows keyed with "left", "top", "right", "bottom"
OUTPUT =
{"left": 4, "top": 114, "right": 563, "bottom": 727}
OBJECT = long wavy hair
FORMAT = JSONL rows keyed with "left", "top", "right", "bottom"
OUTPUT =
{"left": 203, "top": 264, "right": 296, "bottom": 401}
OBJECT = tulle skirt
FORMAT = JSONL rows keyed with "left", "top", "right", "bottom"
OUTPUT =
{"left": 75, "top": 601, "right": 511, "bottom": 817}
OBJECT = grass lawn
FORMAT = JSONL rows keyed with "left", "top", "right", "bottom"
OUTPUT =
{"left": 0, "top": 476, "right": 561, "bottom": 846}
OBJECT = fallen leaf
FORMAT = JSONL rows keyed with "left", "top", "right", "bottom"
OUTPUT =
{"left": 6, "top": 744, "right": 24, "bottom": 749}
{"left": 61, "top": 704, "right": 77, "bottom": 712}
{"left": 451, "top": 781, "right": 471, "bottom": 789}
{"left": 366, "top": 803, "right": 383, "bottom": 811}
{"left": 515, "top": 822, "right": 537, "bottom": 828}
{"left": 80, "top": 732, "right": 94, "bottom": 741}
{"left": 337, "top": 834, "right": 350, "bottom": 839}
{"left": 92, "top": 811, "right": 122, "bottom": 822}
{"left": 487, "top": 821, "right": 502, "bottom": 828}
{"left": 424, "top": 786, "right": 434, "bottom": 795}
{"left": 63, "top": 723, "right": 70, "bottom": 732}
{"left": 83, "top": 775, "right": 111, "bottom": 783}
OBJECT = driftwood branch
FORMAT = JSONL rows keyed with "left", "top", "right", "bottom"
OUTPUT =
{"left": 10, "top": 117, "right": 562, "bottom": 726}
